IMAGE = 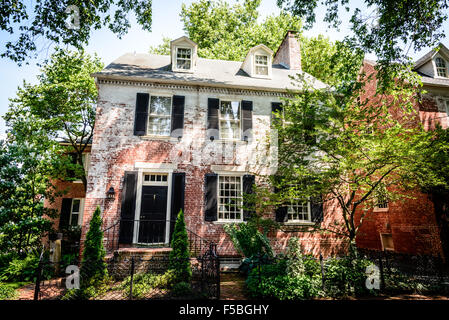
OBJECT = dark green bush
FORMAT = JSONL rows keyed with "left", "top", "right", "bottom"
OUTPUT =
{"left": 120, "top": 269, "right": 177, "bottom": 299}
{"left": 80, "top": 206, "right": 107, "bottom": 286}
{"left": 172, "top": 281, "right": 192, "bottom": 297}
{"left": 0, "top": 255, "right": 39, "bottom": 282}
{"left": 169, "top": 209, "right": 191, "bottom": 283}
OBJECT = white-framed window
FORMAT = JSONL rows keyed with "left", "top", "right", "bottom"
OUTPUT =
{"left": 219, "top": 100, "right": 241, "bottom": 140}
{"left": 176, "top": 47, "right": 192, "bottom": 70}
{"left": 374, "top": 186, "right": 388, "bottom": 210}
{"left": 255, "top": 54, "right": 269, "bottom": 76}
{"left": 218, "top": 175, "right": 243, "bottom": 222}
{"left": 147, "top": 95, "right": 172, "bottom": 136}
{"left": 287, "top": 199, "right": 311, "bottom": 223}
{"left": 70, "top": 198, "right": 83, "bottom": 226}
{"left": 435, "top": 57, "right": 448, "bottom": 78}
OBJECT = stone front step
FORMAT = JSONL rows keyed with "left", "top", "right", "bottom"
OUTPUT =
{"left": 106, "top": 247, "right": 172, "bottom": 262}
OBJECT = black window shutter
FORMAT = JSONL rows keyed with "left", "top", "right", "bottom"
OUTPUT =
{"left": 171, "top": 95, "right": 185, "bottom": 139}
{"left": 241, "top": 100, "right": 253, "bottom": 142}
{"left": 310, "top": 195, "right": 324, "bottom": 223}
{"left": 271, "top": 102, "right": 283, "bottom": 121}
{"left": 170, "top": 172, "right": 185, "bottom": 242}
{"left": 59, "top": 198, "right": 72, "bottom": 229}
{"left": 207, "top": 98, "right": 219, "bottom": 141}
{"left": 134, "top": 93, "right": 149, "bottom": 136}
{"left": 204, "top": 173, "right": 218, "bottom": 222}
{"left": 242, "top": 174, "right": 255, "bottom": 221}
{"left": 274, "top": 186, "right": 288, "bottom": 222}
{"left": 119, "top": 171, "right": 138, "bottom": 244}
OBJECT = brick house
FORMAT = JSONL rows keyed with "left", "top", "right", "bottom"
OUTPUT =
{"left": 355, "top": 44, "right": 449, "bottom": 258}
{"left": 47, "top": 31, "right": 361, "bottom": 263}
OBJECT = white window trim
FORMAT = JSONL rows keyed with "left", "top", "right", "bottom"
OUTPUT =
{"left": 284, "top": 199, "right": 313, "bottom": 225}
{"left": 434, "top": 56, "right": 449, "bottom": 78}
{"left": 145, "top": 95, "right": 173, "bottom": 137}
{"left": 216, "top": 174, "right": 244, "bottom": 223}
{"left": 218, "top": 99, "right": 242, "bottom": 141}
{"left": 380, "top": 233, "right": 394, "bottom": 251}
{"left": 254, "top": 54, "right": 269, "bottom": 77}
{"left": 133, "top": 168, "right": 173, "bottom": 245}
{"left": 69, "top": 198, "right": 85, "bottom": 227}
{"left": 173, "top": 46, "right": 193, "bottom": 72}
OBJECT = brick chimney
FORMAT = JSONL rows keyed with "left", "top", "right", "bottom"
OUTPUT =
{"left": 273, "top": 30, "right": 301, "bottom": 70}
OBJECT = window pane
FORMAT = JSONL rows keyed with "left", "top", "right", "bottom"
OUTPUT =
{"left": 70, "top": 213, "right": 79, "bottom": 226}
{"left": 220, "top": 120, "right": 240, "bottom": 139}
{"left": 177, "top": 59, "right": 191, "bottom": 70}
{"left": 72, "top": 199, "right": 80, "bottom": 213}
{"left": 218, "top": 176, "right": 242, "bottom": 221}
{"left": 220, "top": 101, "right": 240, "bottom": 120}
{"left": 150, "top": 96, "right": 171, "bottom": 115}
{"left": 255, "top": 66, "right": 268, "bottom": 75}
{"left": 177, "top": 48, "right": 191, "bottom": 59}
{"left": 287, "top": 200, "right": 310, "bottom": 222}
{"left": 147, "top": 117, "right": 171, "bottom": 136}
{"left": 255, "top": 55, "right": 268, "bottom": 65}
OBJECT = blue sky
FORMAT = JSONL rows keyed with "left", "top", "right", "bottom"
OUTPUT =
{"left": 0, "top": 0, "right": 447, "bottom": 138}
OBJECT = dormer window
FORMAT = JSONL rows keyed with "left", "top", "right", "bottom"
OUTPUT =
{"left": 255, "top": 55, "right": 269, "bottom": 76}
{"left": 435, "top": 57, "right": 448, "bottom": 77}
{"left": 176, "top": 48, "right": 192, "bottom": 70}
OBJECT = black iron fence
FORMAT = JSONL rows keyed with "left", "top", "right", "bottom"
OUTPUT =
{"left": 250, "top": 249, "right": 449, "bottom": 297}
{"left": 33, "top": 244, "right": 220, "bottom": 300}
{"left": 101, "top": 219, "right": 211, "bottom": 258}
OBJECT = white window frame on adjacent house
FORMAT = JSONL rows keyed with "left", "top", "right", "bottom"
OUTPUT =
{"left": 219, "top": 100, "right": 241, "bottom": 141}
{"left": 69, "top": 198, "right": 84, "bottom": 227}
{"left": 72, "top": 153, "right": 90, "bottom": 184}
{"left": 254, "top": 54, "right": 269, "bottom": 76}
{"left": 146, "top": 95, "right": 172, "bottom": 137}
{"left": 435, "top": 57, "right": 448, "bottom": 78}
{"left": 175, "top": 47, "right": 193, "bottom": 71}
{"left": 217, "top": 174, "right": 244, "bottom": 223}
{"left": 285, "top": 198, "right": 313, "bottom": 225}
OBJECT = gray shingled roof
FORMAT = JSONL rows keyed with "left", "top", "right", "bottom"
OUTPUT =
{"left": 92, "top": 53, "right": 328, "bottom": 92}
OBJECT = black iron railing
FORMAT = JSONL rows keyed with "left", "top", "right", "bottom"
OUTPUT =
{"left": 100, "top": 219, "right": 211, "bottom": 258}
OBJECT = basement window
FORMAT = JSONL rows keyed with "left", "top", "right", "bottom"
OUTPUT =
{"left": 380, "top": 233, "right": 394, "bottom": 251}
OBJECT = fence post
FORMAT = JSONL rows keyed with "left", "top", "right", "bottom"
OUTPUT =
{"left": 319, "top": 254, "right": 325, "bottom": 291}
{"left": 129, "top": 257, "right": 135, "bottom": 300}
{"left": 258, "top": 253, "right": 262, "bottom": 297}
{"left": 378, "top": 251, "right": 385, "bottom": 292}
{"left": 33, "top": 259, "right": 43, "bottom": 301}
{"left": 216, "top": 248, "right": 220, "bottom": 300}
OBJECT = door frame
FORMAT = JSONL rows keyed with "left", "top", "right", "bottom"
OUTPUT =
{"left": 133, "top": 164, "right": 175, "bottom": 245}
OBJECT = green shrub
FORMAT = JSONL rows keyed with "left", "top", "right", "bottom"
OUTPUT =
{"left": 120, "top": 270, "right": 177, "bottom": 299}
{"left": 169, "top": 210, "right": 191, "bottom": 283}
{"left": 0, "top": 255, "right": 39, "bottom": 282}
{"left": 239, "top": 253, "right": 275, "bottom": 275}
{"left": 224, "top": 222, "right": 273, "bottom": 258}
{"left": 323, "top": 257, "right": 373, "bottom": 297}
{"left": 246, "top": 264, "right": 321, "bottom": 300}
{"left": 172, "top": 281, "right": 192, "bottom": 297}
{"left": 0, "top": 283, "right": 18, "bottom": 300}
{"left": 80, "top": 206, "right": 107, "bottom": 286}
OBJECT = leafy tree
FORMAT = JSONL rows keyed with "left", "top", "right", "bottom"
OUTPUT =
{"left": 277, "top": 0, "right": 449, "bottom": 88}
{"left": 272, "top": 63, "right": 427, "bottom": 248}
{"left": 169, "top": 210, "right": 192, "bottom": 283}
{"left": 0, "top": 140, "right": 58, "bottom": 257}
{"left": 80, "top": 206, "right": 107, "bottom": 285}
{"left": 4, "top": 48, "right": 104, "bottom": 190}
{"left": 1, "top": 0, "right": 152, "bottom": 64}
{"left": 149, "top": 37, "right": 171, "bottom": 55}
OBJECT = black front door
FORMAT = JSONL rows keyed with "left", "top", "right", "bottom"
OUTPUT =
{"left": 138, "top": 186, "right": 168, "bottom": 244}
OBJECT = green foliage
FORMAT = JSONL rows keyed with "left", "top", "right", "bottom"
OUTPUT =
{"left": 223, "top": 222, "right": 273, "bottom": 258}
{"left": 0, "top": 283, "right": 18, "bottom": 300}
{"left": 80, "top": 206, "right": 107, "bottom": 286}
{"left": 1, "top": 0, "right": 152, "bottom": 64}
{"left": 120, "top": 269, "right": 176, "bottom": 299}
{"left": 5, "top": 48, "right": 104, "bottom": 190}
{"left": 0, "top": 255, "right": 39, "bottom": 282}
{"left": 323, "top": 257, "right": 373, "bottom": 297}
{"left": 171, "top": 281, "right": 193, "bottom": 297}
{"left": 277, "top": 0, "right": 448, "bottom": 87}
{"left": 169, "top": 210, "right": 192, "bottom": 283}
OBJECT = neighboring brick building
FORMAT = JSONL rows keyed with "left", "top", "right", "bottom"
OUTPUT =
{"left": 355, "top": 44, "right": 449, "bottom": 258}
